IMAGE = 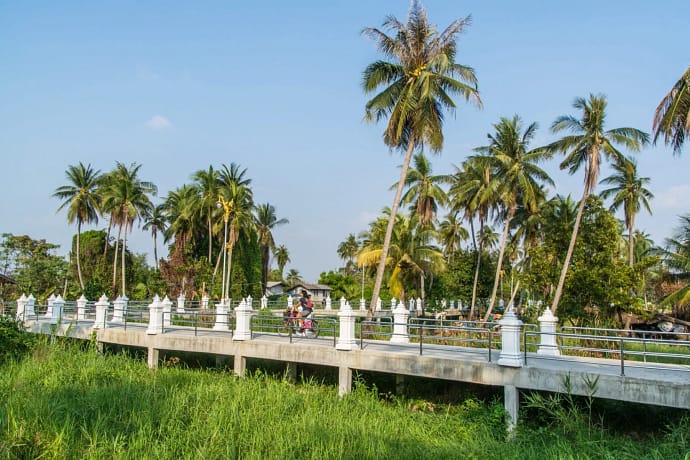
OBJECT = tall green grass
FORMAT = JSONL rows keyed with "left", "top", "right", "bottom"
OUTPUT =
{"left": 0, "top": 340, "right": 688, "bottom": 459}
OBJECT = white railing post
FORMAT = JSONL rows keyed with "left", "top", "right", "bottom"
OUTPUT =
{"left": 93, "top": 294, "right": 109, "bottom": 329}
{"left": 287, "top": 295, "right": 293, "bottom": 310}
{"left": 498, "top": 308, "right": 523, "bottom": 367}
{"left": 391, "top": 302, "right": 410, "bottom": 344}
{"left": 146, "top": 295, "right": 162, "bottom": 335}
{"left": 112, "top": 296, "right": 124, "bottom": 323}
{"left": 201, "top": 295, "right": 209, "bottom": 310}
{"left": 161, "top": 296, "right": 172, "bottom": 328}
{"left": 390, "top": 297, "right": 396, "bottom": 312}
{"left": 416, "top": 297, "right": 423, "bottom": 316}
{"left": 51, "top": 295, "right": 64, "bottom": 324}
{"left": 45, "top": 293, "right": 55, "bottom": 319}
{"left": 15, "top": 294, "right": 27, "bottom": 321}
{"left": 26, "top": 294, "right": 36, "bottom": 319}
{"left": 336, "top": 300, "right": 356, "bottom": 350}
{"left": 261, "top": 295, "right": 267, "bottom": 310}
{"left": 325, "top": 294, "right": 332, "bottom": 311}
{"left": 233, "top": 298, "right": 252, "bottom": 340}
{"left": 537, "top": 307, "right": 561, "bottom": 356}
{"left": 77, "top": 295, "right": 87, "bottom": 320}
{"left": 375, "top": 297, "right": 382, "bottom": 312}
{"left": 176, "top": 293, "right": 186, "bottom": 313}
{"left": 359, "top": 298, "right": 366, "bottom": 311}
{"left": 213, "top": 300, "right": 230, "bottom": 331}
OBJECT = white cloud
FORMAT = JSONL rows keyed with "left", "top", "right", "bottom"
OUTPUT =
{"left": 655, "top": 184, "right": 690, "bottom": 209}
{"left": 145, "top": 115, "right": 172, "bottom": 130}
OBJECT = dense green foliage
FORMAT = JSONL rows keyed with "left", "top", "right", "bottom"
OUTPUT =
{"left": 1, "top": 344, "right": 688, "bottom": 459}
{"left": 0, "top": 315, "right": 35, "bottom": 365}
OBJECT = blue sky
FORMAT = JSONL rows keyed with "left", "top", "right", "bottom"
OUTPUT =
{"left": 1, "top": 1, "right": 689, "bottom": 284}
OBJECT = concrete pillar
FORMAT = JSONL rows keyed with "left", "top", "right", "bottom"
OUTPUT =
{"left": 287, "top": 295, "right": 293, "bottom": 309}
{"left": 339, "top": 297, "right": 346, "bottom": 310}
{"left": 336, "top": 301, "right": 356, "bottom": 350}
{"left": 176, "top": 294, "right": 186, "bottom": 313}
{"left": 498, "top": 308, "right": 523, "bottom": 367}
{"left": 338, "top": 366, "right": 352, "bottom": 397}
{"left": 201, "top": 295, "right": 209, "bottom": 310}
{"left": 93, "top": 295, "right": 109, "bottom": 329}
{"left": 233, "top": 298, "right": 252, "bottom": 340}
{"left": 146, "top": 295, "right": 162, "bottom": 335}
{"left": 408, "top": 298, "right": 414, "bottom": 313}
{"left": 260, "top": 295, "right": 267, "bottom": 310}
{"left": 234, "top": 354, "right": 246, "bottom": 377}
{"left": 390, "top": 303, "right": 410, "bottom": 344}
{"left": 504, "top": 385, "right": 519, "bottom": 432}
{"left": 15, "top": 294, "right": 27, "bottom": 321}
{"left": 213, "top": 301, "right": 230, "bottom": 331}
{"left": 390, "top": 297, "right": 396, "bottom": 311}
{"left": 161, "top": 296, "right": 172, "bottom": 328}
{"left": 396, "top": 374, "right": 406, "bottom": 395}
{"left": 111, "top": 296, "right": 124, "bottom": 323}
{"left": 359, "top": 298, "right": 366, "bottom": 311}
{"left": 51, "top": 295, "right": 64, "bottom": 325}
{"left": 26, "top": 294, "right": 36, "bottom": 318}
{"left": 77, "top": 295, "right": 87, "bottom": 320}
{"left": 416, "top": 297, "right": 423, "bottom": 316}
{"left": 537, "top": 307, "right": 561, "bottom": 356}
{"left": 45, "top": 293, "right": 55, "bottom": 318}
{"left": 375, "top": 297, "right": 382, "bottom": 312}
{"left": 325, "top": 295, "right": 332, "bottom": 311}
{"left": 286, "top": 362, "right": 297, "bottom": 383}
{"left": 147, "top": 347, "right": 159, "bottom": 370}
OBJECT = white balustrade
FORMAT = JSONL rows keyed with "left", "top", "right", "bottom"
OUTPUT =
{"left": 537, "top": 307, "right": 560, "bottom": 356}
{"left": 336, "top": 301, "right": 356, "bottom": 350}
{"left": 146, "top": 295, "right": 162, "bottom": 334}
{"left": 233, "top": 298, "right": 252, "bottom": 340}
{"left": 93, "top": 294, "right": 109, "bottom": 329}
{"left": 77, "top": 295, "right": 87, "bottom": 320}
{"left": 497, "top": 308, "right": 523, "bottom": 367}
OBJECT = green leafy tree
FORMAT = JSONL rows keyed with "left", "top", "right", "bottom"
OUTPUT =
{"left": 653, "top": 66, "right": 690, "bottom": 155}
{"left": 362, "top": 1, "right": 481, "bottom": 313}
{"left": 546, "top": 94, "right": 649, "bottom": 314}
{"left": 52, "top": 162, "right": 102, "bottom": 291}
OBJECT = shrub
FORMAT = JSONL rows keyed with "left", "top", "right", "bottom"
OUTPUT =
{"left": 0, "top": 314, "right": 36, "bottom": 364}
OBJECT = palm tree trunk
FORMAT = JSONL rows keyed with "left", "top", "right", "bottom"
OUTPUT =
{"left": 261, "top": 245, "right": 269, "bottom": 295}
{"left": 628, "top": 216, "right": 635, "bottom": 267}
{"left": 369, "top": 136, "right": 416, "bottom": 314}
{"left": 102, "top": 217, "right": 112, "bottom": 259}
{"left": 153, "top": 230, "right": 159, "bottom": 270}
{"left": 419, "top": 272, "right": 425, "bottom": 316}
{"left": 551, "top": 190, "right": 588, "bottom": 315}
{"left": 469, "top": 219, "right": 484, "bottom": 321}
{"left": 484, "top": 205, "right": 515, "bottom": 321}
{"left": 112, "top": 225, "right": 122, "bottom": 294}
{"left": 121, "top": 220, "right": 128, "bottom": 296}
{"left": 76, "top": 221, "right": 84, "bottom": 290}
{"left": 207, "top": 211, "right": 213, "bottom": 263}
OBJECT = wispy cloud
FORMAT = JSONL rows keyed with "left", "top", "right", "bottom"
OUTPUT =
{"left": 145, "top": 115, "right": 172, "bottom": 130}
{"left": 655, "top": 184, "right": 690, "bottom": 209}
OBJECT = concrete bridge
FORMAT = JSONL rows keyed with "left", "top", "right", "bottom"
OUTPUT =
{"left": 12, "top": 294, "right": 690, "bottom": 430}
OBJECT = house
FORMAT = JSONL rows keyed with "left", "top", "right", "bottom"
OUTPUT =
{"left": 265, "top": 281, "right": 286, "bottom": 297}
{"left": 285, "top": 282, "right": 332, "bottom": 305}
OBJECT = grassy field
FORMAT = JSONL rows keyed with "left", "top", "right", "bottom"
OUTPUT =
{"left": 0, "top": 339, "right": 688, "bottom": 459}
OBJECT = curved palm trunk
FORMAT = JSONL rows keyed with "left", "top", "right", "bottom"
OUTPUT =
{"left": 261, "top": 245, "right": 269, "bottom": 295}
{"left": 483, "top": 205, "right": 516, "bottom": 321}
{"left": 370, "top": 136, "right": 416, "bottom": 315}
{"left": 112, "top": 225, "right": 122, "bottom": 294}
{"left": 153, "top": 230, "right": 159, "bottom": 270}
{"left": 121, "top": 220, "right": 129, "bottom": 296}
{"left": 76, "top": 221, "right": 84, "bottom": 290}
{"left": 469, "top": 219, "right": 484, "bottom": 321}
{"left": 419, "top": 272, "right": 425, "bottom": 316}
{"left": 628, "top": 215, "right": 635, "bottom": 268}
{"left": 207, "top": 211, "right": 213, "bottom": 263}
{"left": 103, "top": 217, "right": 112, "bottom": 259}
{"left": 551, "top": 189, "right": 588, "bottom": 315}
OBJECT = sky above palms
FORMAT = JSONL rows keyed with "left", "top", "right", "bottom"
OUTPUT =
{"left": 1, "top": 0, "right": 689, "bottom": 283}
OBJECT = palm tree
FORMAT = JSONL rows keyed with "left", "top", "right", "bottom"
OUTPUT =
{"left": 101, "top": 162, "right": 157, "bottom": 296}
{"left": 362, "top": 0, "right": 481, "bottom": 313}
{"left": 337, "top": 234, "right": 360, "bottom": 274}
{"left": 473, "top": 115, "right": 553, "bottom": 321}
{"left": 437, "top": 211, "right": 468, "bottom": 262}
{"left": 600, "top": 156, "right": 654, "bottom": 267}
{"left": 142, "top": 204, "right": 167, "bottom": 270}
{"left": 547, "top": 94, "right": 649, "bottom": 314}
{"left": 255, "top": 202, "right": 289, "bottom": 295}
{"left": 191, "top": 166, "right": 220, "bottom": 264}
{"left": 448, "top": 157, "right": 498, "bottom": 319}
{"left": 394, "top": 152, "right": 450, "bottom": 226}
{"left": 653, "top": 66, "right": 690, "bottom": 155}
{"left": 660, "top": 215, "right": 690, "bottom": 311}
{"left": 285, "top": 269, "right": 301, "bottom": 287}
{"left": 52, "top": 162, "right": 102, "bottom": 291}
{"left": 274, "top": 245, "right": 290, "bottom": 280}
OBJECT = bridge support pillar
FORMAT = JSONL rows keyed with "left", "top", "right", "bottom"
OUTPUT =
{"left": 147, "top": 347, "right": 159, "bottom": 370}
{"left": 286, "top": 362, "right": 297, "bottom": 383}
{"left": 234, "top": 354, "right": 246, "bottom": 377}
{"left": 396, "top": 374, "right": 406, "bottom": 395}
{"left": 504, "top": 385, "right": 519, "bottom": 433}
{"left": 338, "top": 366, "right": 352, "bottom": 397}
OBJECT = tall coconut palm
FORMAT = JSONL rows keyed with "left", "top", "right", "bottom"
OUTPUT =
{"left": 337, "top": 234, "right": 360, "bottom": 274}
{"left": 255, "top": 202, "right": 289, "bottom": 295}
{"left": 547, "top": 94, "right": 649, "bottom": 314}
{"left": 192, "top": 166, "right": 220, "bottom": 264}
{"left": 53, "top": 162, "right": 102, "bottom": 291}
{"left": 142, "top": 204, "right": 167, "bottom": 270}
{"left": 218, "top": 179, "right": 255, "bottom": 297}
{"left": 473, "top": 115, "right": 554, "bottom": 321}
{"left": 600, "top": 156, "right": 654, "bottom": 267}
{"left": 101, "top": 162, "right": 157, "bottom": 296}
{"left": 653, "top": 66, "right": 690, "bottom": 156}
{"left": 438, "top": 211, "right": 469, "bottom": 262}
{"left": 285, "top": 269, "right": 301, "bottom": 287}
{"left": 362, "top": 0, "right": 481, "bottom": 313}
{"left": 274, "top": 245, "right": 290, "bottom": 280}
{"left": 394, "top": 152, "right": 450, "bottom": 226}
{"left": 659, "top": 215, "right": 690, "bottom": 311}
{"left": 448, "top": 157, "right": 498, "bottom": 319}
